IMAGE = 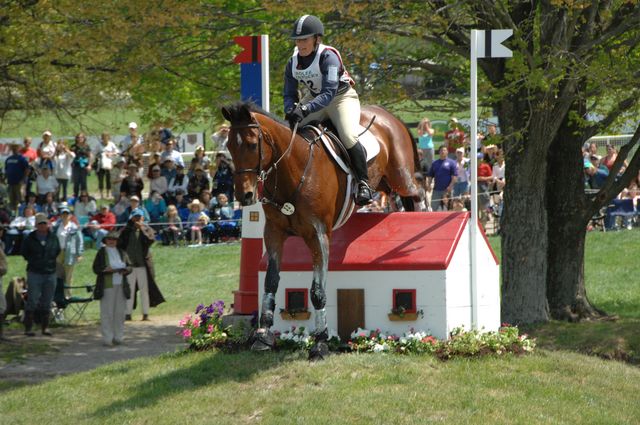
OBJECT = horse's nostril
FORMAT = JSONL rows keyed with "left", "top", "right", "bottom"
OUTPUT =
{"left": 243, "top": 192, "right": 254, "bottom": 206}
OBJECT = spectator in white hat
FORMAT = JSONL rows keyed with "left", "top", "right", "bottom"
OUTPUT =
{"left": 121, "top": 122, "right": 143, "bottom": 159}
{"left": 38, "top": 130, "right": 57, "bottom": 169}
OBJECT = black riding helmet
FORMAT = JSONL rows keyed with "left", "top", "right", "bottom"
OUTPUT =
{"left": 290, "top": 15, "right": 324, "bottom": 39}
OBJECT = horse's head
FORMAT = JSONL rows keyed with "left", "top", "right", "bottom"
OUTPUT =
{"left": 221, "top": 103, "right": 264, "bottom": 206}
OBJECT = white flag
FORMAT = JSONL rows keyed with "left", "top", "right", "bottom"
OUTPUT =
{"left": 476, "top": 29, "right": 513, "bottom": 58}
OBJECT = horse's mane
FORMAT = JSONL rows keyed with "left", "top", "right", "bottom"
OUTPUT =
{"left": 224, "top": 101, "right": 289, "bottom": 128}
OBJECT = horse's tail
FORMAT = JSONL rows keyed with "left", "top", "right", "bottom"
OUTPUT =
{"left": 400, "top": 120, "right": 421, "bottom": 172}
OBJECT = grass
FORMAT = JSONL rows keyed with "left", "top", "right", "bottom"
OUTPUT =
{"left": 1, "top": 348, "right": 639, "bottom": 424}
{"left": 0, "top": 108, "right": 213, "bottom": 139}
{"left": 4, "top": 242, "right": 241, "bottom": 323}
{"left": 1, "top": 229, "right": 639, "bottom": 424}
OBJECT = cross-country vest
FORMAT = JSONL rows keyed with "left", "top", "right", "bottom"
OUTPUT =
{"left": 291, "top": 44, "right": 352, "bottom": 96}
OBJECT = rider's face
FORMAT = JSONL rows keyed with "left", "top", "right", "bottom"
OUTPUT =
{"left": 295, "top": 36, "right": 315, "bottom": 57}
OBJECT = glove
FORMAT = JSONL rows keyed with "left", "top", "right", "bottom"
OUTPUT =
{"left": 285, "top": 104, "right": 308, "bottom": 127}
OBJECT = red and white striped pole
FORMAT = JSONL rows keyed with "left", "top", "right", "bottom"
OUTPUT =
{"left": 232, "top": 203, "right": 265, "bottom": 314}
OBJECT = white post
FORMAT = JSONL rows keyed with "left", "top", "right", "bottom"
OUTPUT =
{"left": 261, "top": 34, "right": 270, "bottom": 112}
{"left": 469, "top": 30, "right": 479, "bottom": 329}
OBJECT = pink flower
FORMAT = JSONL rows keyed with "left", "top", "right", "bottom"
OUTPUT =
{"left": 182, "top": 329, "right": 192, "bottom": 339}
{"left": 179, "top": 314, "right": 192, "bottom": 327}
{"left": 207, "top": 324, "right": 214, "bottom": 333}
{"left": 192, "top": 316, "right": 201, "bottom": 327}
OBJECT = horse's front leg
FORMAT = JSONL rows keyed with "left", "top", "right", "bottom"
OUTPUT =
{"left": 251, "top": 223, "right": 285, "bottom": 351}
{"left": 305, "top": 222, "right": 330, "bottom": 360}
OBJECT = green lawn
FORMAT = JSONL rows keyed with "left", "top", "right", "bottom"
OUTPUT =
{"left": 0, "top": 107, "right": 215, "bottom": 139}
{"left": 1, "top": 229, "right": 639, "bottom": 424}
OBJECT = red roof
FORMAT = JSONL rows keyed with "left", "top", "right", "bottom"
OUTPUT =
{"left": 258, "top": 212, "right": 497, "bottom": 271}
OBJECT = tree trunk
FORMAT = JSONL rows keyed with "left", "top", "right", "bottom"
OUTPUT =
{"left": 545, "top": 115, "right": 604, "bottom": 321}
{"left": 499, "top": 100, "right": 551, "bottom": 325}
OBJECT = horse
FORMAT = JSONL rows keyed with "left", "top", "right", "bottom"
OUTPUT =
{"left": 221, "top": 102, "right": 421, "bottom": 358}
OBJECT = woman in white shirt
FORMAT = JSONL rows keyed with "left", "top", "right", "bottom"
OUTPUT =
{"left": 53, "top": 142, "right": 75, "bottom": 202}
{"left": 73, "top": 191, "right": 98, "bottom": 219}
{"left": 92, "top": 231, "right": 132, "bottom": 346}
{"left": 35, "top": 166, "right": 59, "bottom": 204}
{"left": 491, "top": 149, "right": 506, "bottom": 203}
{"left": 94, "top": 132, "right": 120, "bottom": 199}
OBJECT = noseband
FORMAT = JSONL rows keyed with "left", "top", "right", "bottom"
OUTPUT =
{"left": 230, "top": 120, "right": 314, "bottom": 216}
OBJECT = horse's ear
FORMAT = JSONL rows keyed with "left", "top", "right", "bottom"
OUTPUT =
{"left": 221, "top": 106, "right": 232, "bottom": 122}
{"left": 239, "top": 104, "right": 253, "bottom": 121}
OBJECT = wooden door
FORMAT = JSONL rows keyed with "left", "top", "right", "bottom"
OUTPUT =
{"left": 337, "top": 289, "right": 365, "bottom": 342}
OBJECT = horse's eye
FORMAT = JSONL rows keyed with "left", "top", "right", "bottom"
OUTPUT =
{"left": 246, "top": 142, "right": 258, "bottom": 151}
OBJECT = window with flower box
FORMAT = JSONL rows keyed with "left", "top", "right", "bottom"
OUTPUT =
{"left": 393, "top": 289, "right": 416, "bottom": 314}
{"left": 280, "top": 288, "right": 310, "bottom": 320}
{"left": 388, "top": 289, "right": 418, "bottom": 321}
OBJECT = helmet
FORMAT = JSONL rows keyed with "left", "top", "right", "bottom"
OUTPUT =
{"left": 290, "top": 15, "right": 324, "bottom": 39}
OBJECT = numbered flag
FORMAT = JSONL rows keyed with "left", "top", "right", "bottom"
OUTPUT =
{"left": 476, "top": 29, "right": 513, "bottom": 58}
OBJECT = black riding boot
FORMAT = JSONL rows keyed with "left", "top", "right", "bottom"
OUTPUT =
{"left": 40, "top": 310, "right": 52, "bottom": 336}
{"left": 24, "top": 311, "right": 35, "bottom": 337}
{"left": 347, "top": 143, "right": 373, "bottom": 206}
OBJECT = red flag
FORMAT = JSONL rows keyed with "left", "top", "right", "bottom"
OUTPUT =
{"left": 233, "top": 36, "right": 261, "bottom": 64}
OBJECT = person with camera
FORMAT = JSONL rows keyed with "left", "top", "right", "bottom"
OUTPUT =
{"left": 117, "top": 209, "right": 164, "bottom": 321}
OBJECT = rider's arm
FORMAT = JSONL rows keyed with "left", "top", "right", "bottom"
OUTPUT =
{"left": 304, "top": 50, "right": 341, "bottom": 114}
{"left": 283, "top": 58, "right": 299, "bottom": 113}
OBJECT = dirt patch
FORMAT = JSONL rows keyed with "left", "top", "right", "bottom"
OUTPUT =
{"left": 0, "top": 315, "right": 185, "bottom": 384}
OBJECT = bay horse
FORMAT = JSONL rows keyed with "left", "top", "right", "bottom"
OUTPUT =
{"left": 221, "top": 102, "right": 421, "bottom": 357}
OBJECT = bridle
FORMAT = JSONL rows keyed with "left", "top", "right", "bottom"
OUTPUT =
{"left": 231, "top": 121, "right": 299, "bottom": 183}
{"left": 230, "top": 119, "right": 314, "bottom": 215}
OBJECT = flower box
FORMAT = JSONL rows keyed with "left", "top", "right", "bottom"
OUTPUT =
{"left": 387, "top": 312, "right": 419, "bottom": 321}
{"left": 280, "top": 310, "right": 311, "bottom": 321}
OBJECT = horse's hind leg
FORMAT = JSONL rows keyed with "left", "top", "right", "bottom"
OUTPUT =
{"left": 305, "top": 223, "right": 330, "bottom": 360}
{"left": 251, "top": 224, "right": 285, "bottom": 351}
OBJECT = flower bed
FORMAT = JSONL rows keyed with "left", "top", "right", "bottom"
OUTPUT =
{"left": 179, "top": 302, "right": 535, "bottom": 359}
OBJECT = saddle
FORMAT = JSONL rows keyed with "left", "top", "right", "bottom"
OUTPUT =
{"left": 299, "top": 119, "right": 380, "bottom": 172}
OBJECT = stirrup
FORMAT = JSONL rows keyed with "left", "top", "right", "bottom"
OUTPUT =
{"left": 355, "top": 181, "right": 373, "bottom": 206}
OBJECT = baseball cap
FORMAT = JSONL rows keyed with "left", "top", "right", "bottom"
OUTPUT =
{"left": 456, "top": 147, "right": 465, "bottom": 154}
{"left": 128, "top": 122, "right": 138, "bottom": 129}
{"left": 35, "top": 213, "right": 49, "bottom": 224}
{"left": 129, "top": 208, "right": 144, "bottom": 219}
{"left": 59, "top": 205, "right": 71, "bottom": 214}
{"left": 42, "top": 130, "right": 52, "bottom": 137}
{"left": 130, "top": 195, "right": 140, "bottom": 202}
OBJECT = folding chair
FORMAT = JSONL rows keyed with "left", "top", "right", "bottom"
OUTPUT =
{"left": 52, "top": 277, "right": 95, "bottom": 324}
{"left": 605, "top": 198, "right": 635, "bottom": 230}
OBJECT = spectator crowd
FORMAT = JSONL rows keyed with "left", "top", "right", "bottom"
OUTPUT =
{"left": 1, "top": 122, "right": 241, "bottom": 256}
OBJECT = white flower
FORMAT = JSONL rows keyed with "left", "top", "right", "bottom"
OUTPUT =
{"left": 373, "top": 343, "right": 388, "bottom": 352}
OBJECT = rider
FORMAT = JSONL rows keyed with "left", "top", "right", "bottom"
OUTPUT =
{"left": 284, "top": 14, "right": 373, "bottom": 206}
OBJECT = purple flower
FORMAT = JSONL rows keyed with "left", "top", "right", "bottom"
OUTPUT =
{"left": 195, "top": 303, "right": 205, "bottom": 313}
